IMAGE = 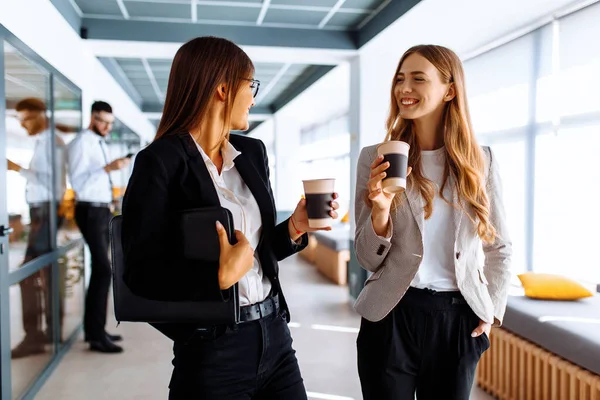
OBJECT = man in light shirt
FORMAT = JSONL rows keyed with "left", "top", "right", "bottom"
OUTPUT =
{"left": 7, "top": 98, "right": 66, "bottom": 358}
{"left": 68, "top": 101, "right": 129, "bottom": 354}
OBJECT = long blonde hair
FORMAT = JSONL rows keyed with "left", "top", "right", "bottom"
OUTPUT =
{"left": 385, "top": 45, "right": 496, "bottom": 243}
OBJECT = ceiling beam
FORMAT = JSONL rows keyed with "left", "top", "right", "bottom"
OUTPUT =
{"left": 49, "top": 0, "right": 82, "bottom": 32}
{"left": 191, "top": 0, "right": 198, "bottom": 23}
{"left": 355, "top": 0, "right": 421, "bottom": 47}
{"left": 142, "top": 103, "right": 166, "bottom": 113}
{"left": 95, "top": 0, "right": 370, "bottom": 13}
{"left": 67, "top": 0, "right": 83, "bottom": 16}
{"left": 357, "top": 0, "right": 390, "bottom": 29}
{"left": 232, "top": 120, "right": 265, "bottom": 135}
{"left": 115, "top": 0, "right": 131, "bottom": 20}
{"left": 270, "top": 65, "right": 334, "bottom": 113}
{"left": 256, "top": 0, "right": 271, "bottom": 26}
{"left": 255, "top": 63, "right": 291, "bottom": 104}
{"left": 141, "top": 58, "right": 164, "bottom": 102}
{"left": 81, "top": 18, "right": 356, "bottom": 49}
{"left": 87, "top": 40, "right": 357, "bottom": 65}
{"left": 319, "top": 0, "right": 346, "bottom": 29}
{"left": 98, "top": 57, "right": 143, "bottom": 107}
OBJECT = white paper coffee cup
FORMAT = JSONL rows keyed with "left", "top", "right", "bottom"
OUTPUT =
{"left": 376, "top": 141, "right": 410, "bottom": 193}
{"left": 302, "top": 178, "right": 335, "bottom": 228}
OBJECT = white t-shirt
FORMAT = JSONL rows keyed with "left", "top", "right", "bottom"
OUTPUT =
{"left": 410, "top": 147, "right": 458, "bottom": 291}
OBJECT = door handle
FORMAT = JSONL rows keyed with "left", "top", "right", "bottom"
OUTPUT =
{"left": 0, "top": 225, "right": 14, "bottom": 237}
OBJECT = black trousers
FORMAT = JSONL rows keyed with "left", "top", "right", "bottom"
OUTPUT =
{"left": 20, "top": 204, "right": 64, "bottom": 339}
{"left": 169, "top": 310, "right": 307, "bottom": 400}
{"left": 357, "top": 287, "right": 490, "bottom": 400}
{"left": 74, "top": 204, "right": 112, "bottom": 341}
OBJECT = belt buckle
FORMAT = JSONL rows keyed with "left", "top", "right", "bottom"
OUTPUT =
{"left": 257, "top": 303, "right": 263, "bottom": 319}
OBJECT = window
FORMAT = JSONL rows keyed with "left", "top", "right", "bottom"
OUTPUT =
{"left": 465, "top": 27, "right": 551, "bottom": 134}
{"left": 466, "top": 27, "right": 551, "bottom": 275}
{"left": 464, "top": 17, "right": 600, "bottom": 285}
{"left": 558, "top": 2, "right": 600, "bottom": 119}
{"left": 534, "top": 126, "right": 600, "bottom": 283}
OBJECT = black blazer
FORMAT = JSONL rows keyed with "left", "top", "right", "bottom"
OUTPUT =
{"left": 121, "top": 132, "right": 307, "bottom": 341}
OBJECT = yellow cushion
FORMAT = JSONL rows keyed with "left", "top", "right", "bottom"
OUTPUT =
{"left": 341, "top": 211, "right": 350, "bottom": 223}
{"left": 517, "top": 272, "right": 594, "bottom": 300}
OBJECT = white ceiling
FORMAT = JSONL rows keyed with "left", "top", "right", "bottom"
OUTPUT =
{"left": 250, "top": 0, "right": 595, "bottom": 140}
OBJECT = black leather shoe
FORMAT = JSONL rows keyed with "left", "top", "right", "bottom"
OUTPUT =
{"left": 11, "top": 338, "right": 46, "bottom": 359}
{"left": 85, "top": 332, "right": 123, "bottom": 342}
{"left": 89, "top": 338, "right": 123, "bottom": 354}
{"left": 106, "top": 332, "right": 123, "bottom": 342}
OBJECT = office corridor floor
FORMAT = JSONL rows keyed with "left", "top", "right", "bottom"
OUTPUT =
{"left": 37, "top": 255, "right": 494, "bottom": 399}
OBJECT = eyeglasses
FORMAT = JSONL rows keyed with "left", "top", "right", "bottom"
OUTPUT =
{"left": 94, "top": 115, "right": 114, "bottom": 126}
{"left": 242, "top": 78, "right": 261, "bottom": 98}
{"left": 14, "top": 115, "right": 39, "bottom": 123}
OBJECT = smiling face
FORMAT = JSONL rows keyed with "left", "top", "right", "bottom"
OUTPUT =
{"left": 394, "top": 53, "right": 454, "bottom": 122}
{"left": 229, "top": 78, "right": 256, "bottom": 131}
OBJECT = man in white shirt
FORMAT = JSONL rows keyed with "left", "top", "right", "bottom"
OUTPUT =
{"left": 7, "top": 98, "right": 67, "bottom": 358}
{"left": 68, "top": 101, "right": 129, "bottom": 353}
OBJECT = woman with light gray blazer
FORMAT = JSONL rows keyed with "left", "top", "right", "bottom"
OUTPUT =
{"left": 354, "top": 45, "right": 512, "bottom": 400}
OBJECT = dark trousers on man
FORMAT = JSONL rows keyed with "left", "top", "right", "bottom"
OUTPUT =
{"left": 169, "top": 310, "right": 307, "bottom": 400}
{"left": 74, "top": 203, "right": 112, "bottom": 341}
{"left": 13, "top": 204, "right": 65, "bottom": 358}
{"left": 357, "top": 287, "right": 490, "bottom": 400}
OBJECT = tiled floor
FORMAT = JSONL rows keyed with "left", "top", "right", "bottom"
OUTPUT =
{"left": 36, "top": 255, "right": 495, "bottom": 399}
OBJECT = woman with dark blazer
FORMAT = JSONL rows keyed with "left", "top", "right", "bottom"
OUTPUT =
{"left": 121, "top": 36, "right": 339, "bottom": 399}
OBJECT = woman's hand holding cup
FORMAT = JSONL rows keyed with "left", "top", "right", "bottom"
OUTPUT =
{"left": 368, "top": 155, "right": 411, "bottom": 236}
{"left": 368, "top": 155, "right": 413, "bottom": 212}
{"left": 291, "top": 192, "right": 340, "bottom": 235}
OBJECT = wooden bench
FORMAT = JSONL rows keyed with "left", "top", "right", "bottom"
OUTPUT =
{"left": 299, "top": 226, "right": 350, "bottom": 285}
{"left": 477, "top": 295, "right": 600, "bottom": 399}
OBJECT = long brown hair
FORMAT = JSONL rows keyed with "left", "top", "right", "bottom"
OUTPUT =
{"left": 385, "top": 45, "right": 496, "bottom": 243}
{"left": 155, "top": 36, "right": 254, "bottom": 143}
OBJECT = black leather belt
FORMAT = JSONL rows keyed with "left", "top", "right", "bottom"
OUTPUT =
{"left": 408, "top": 287, "right": 467, "bottom": 304}
{"left": 76, "top": 201, "right": 111, "bottom": 208}
{"left": 239, "top": 294, "right": 280, "bottom": 323}
{"left": 28, "top": 201, "right": 51, "bottom": 208}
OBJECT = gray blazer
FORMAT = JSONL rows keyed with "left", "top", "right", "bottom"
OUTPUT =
{"left": 353, "top": 145, "right": 512, "bottom": 326}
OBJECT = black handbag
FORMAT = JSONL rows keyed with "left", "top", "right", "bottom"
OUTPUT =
{"left": 109, "top": 207, "right": 240, "bottom": 325}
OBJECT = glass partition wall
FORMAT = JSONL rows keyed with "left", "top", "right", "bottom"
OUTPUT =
{"left": 0, "top": 27, "right": 85, "bottom": 400}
